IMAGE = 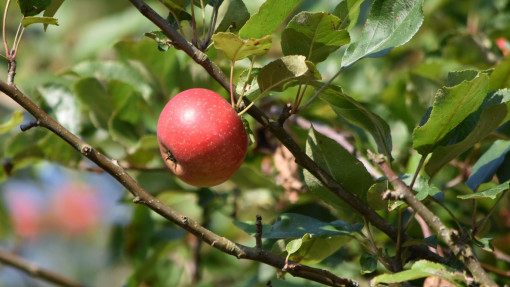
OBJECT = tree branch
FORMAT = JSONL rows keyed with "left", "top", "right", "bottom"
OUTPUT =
{"left": 0, "top": 248, "right": 83, "bottom": 287}
{"left": 0, "top": 80, "right": 358, "bottom": 287}
{"left": 370, "top": 152, "right": 497, "bottom": 287}
{"left": 126, "top": 0, "right": 444, "bottom": 265}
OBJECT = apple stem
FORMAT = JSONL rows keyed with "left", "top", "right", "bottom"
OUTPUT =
{"left": 230, "top": 60, "right": 235, "bottom": 108}
{"left": 236, "top": 56, "right": 256, "bottom": 111}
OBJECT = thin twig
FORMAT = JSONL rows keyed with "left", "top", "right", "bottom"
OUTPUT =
{"left": 370, "top": 151, "right": 497, "bottom": 287}
{"left": 0, "top": 248, "right": 83, "bottom": 287}
{"left": 2, "top": 0, "right": 11, "bottom": 57}
{"left": 255, "top": 215, "right": 263, "bottom": 249}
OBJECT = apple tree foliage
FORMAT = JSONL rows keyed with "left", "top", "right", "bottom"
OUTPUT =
{"left": 0, "top": 0, "right": 510, "bottom": 286}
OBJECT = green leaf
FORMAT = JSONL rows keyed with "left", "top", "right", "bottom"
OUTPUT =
{"left": 212, "top": 32, "right": 271, "bottom": 61}
{"left": 286, "top": 238, "right": 303, "bottom": 254}
{"left": 257, "top": 55, "right": 321, "bottom": 92}
{"left": 425, "top": 104, "right": 507, "bottom": 179}
{"left": 281, "top": 12, "right": 350, "bottom": 63}
{"left": 215, "top": 0, "right": 250, "bottom": 32}
{"left": 21, "top": 16, "right": 58, "bottom": 27}
{"left": 233, "top": 213, "right": 362, "bottom": 239}
{"left": 473, "top": 237, "right": 494, "bottom": 252}
{"left": 389, "top": 175, "right": 441, "bottom": 211}
{"left": 466, "top": 140, "right": 510, "bottom": 191}
{"left": 371, "top": 260, "right": 467, "bottom": 286}
{"left": 290, "top": 233, "right": 352, "bottom": 265}
{"left": 360, "top": 253, "right": 378, "bottom": 274}
{"left": 318, "top": 85, "right": 393, "bottom": 159}
{"left": 333, "top": 0, "right": 364, "bottom": 31}
{"left": 303, "top": 127, "right": 374, "bottom": 212}
{"left": 238, "top": 0, "right": 301, "bottom": 39}
{"left": 38, "top": 133, "right": 81, "bottom": 166}
{"left": 367, "top": 180, "right": 387, "bottom": 210}
{"left": 458, "top": 181, "right": 509, "bottom": 200}
{"left": 341, "top": 0, "right": 424, "bottom": 68}
{"left": 412, "top": 72, "right": 490, "bottom": 155}
{"left": 490, "top": 55, "right": 510, "bottom": 91}
{"left": 125, "top": 135, "right": 161, "bottom": 167}
{"left": 72, "top": 61, "right": 152, "bottom": 97}
{"left": 17, "top": 0, "right": 51, "bottom": 16}
{"left": 144, "top": 31, "right": 172, "bottom": 52}
{"left": 0, "top": 110, "right": 23, "bottom": 134}
{"left": 42, "top": 0, "right": 65, "bottom": 30}
{"left": 73, "top": 77, "right": 113, "bottom": 130}
{"left": 38, "top": 85, "right": 81, "bottom": 134}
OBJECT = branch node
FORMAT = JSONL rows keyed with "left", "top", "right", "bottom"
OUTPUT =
{"left": 20, "top": 120, "right": 39, "bottom": 131}
{"left": 255, "top": 214, "right": 263, "bottom": 249}
{"left": 80, "top": 145, "right": 92, "bottom": 156}
{"left": 133, "top": 196, "right": 141, "bottom": 204}
{"left": 181, "top": 216, "right": 189, "bottom": 225}
{"left": 277, "top": 103, "right": 292, "bottom": 126}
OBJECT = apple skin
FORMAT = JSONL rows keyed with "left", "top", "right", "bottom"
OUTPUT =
{"left": 157, "top": 88, "right": 248, "bottom": 187}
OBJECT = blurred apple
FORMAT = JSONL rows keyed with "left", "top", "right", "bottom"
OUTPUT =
{"left": 48, "top": 183, "right": 101, "bottom": 237}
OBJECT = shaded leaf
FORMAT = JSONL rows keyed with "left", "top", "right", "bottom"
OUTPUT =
{"left": 17, "top": 0, "right": 51, "bottom": 16}
{"left": 367, "top": 180, "right": 387, "bottom": 210}
{"left": 73, "top": 77, "right": 112, "bottom": 130}
{"left": 257, "top": 55, "right": 321, "bottom": 92}
{"left": 215, "top": 0, "right": 249, "bottom": 32}
{"left": 458, "top": 181, "right": 509, "bottom": 200}
{"left": 318, "top": 84, "right": 392, "bottom": 159}
{"left": 239, "top": 0, "right": 301, "bottom": 39}
{"left": 412, "top": 73, "right": 490, "bottom": 155}
{"left": 281, "top": 12, "right": 350, "bottom": 63}
{"left": 371, "top": 260, "right": 467, "bottom": 286}
{"left": 466, "top": 140, "right": 510, "bottom": 191}
{"left": 341, "top": 0, "right": 424, "bottom": 68}
{"left": 360, "top": 253, "right": 378, "bottom": 274}
{"left": 0, "top": 110, "right": 23, "bottom": 134}
{"left": 21, "top": 16, "right": 58, "bottom": 27}
{"left": 233, "top": 213, "right": 362, "bottom": 239}
{"left": 212, "top": 32, "right": 271, "bottom": 61}
{"left": 303, "top": 127, "right": 373, "bottom": 212}
{"left": 290, "top": 233, "right": 351, "bottom": 265}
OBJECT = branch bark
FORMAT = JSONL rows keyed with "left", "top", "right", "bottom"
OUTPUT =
{"left": 0, "top": 248, "right": 83, "bottom": 287}
{"left": 126, "top": 0, "right": 444, "bottom": 264}
{"left": 0, "top": 80, "right": 358, "bottom": 287}
{"left": 370, "top": 152, "right": 497, "bottom": 287}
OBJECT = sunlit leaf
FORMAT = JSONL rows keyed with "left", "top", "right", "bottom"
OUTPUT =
{"left": 257, "top": 55, "right": 321, "bottom": 92}
{"left": 0, "top": 110, "right": 23, "bottom": 134}
{"left": 239, "top": 0, "right": 301, "bottom": 39}
{"left": 458, "top": 181, "right": 509, "bottom": 200}
{"left": 341, "top": 0, "right": 424, "bottom": 68}
{"left": 21, "top": 16, "right": 58, "bottom": 27}
{"left": 371, "top": 260, "right": 467, "bottom": 286}
{"left": 412, "top": 72, "right": 490, "bottom": 155}
{"left": 333, "top": 0, "right": 364, "bottom": 31}
{"left": 42, "top": 0, "right": 65, "bottom": 30}
{"left": 425, "top": 104, "right": 507, "bottom": 179}
{"left": 281, "top": 12, "right": 350, "bottom": 63}
{"left": 212, "top": 32, "right": 271, "bottom": 61}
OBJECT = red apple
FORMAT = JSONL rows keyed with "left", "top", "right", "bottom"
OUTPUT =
{"left": 157, "top": 88, "right": 248, "bottom": 187}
